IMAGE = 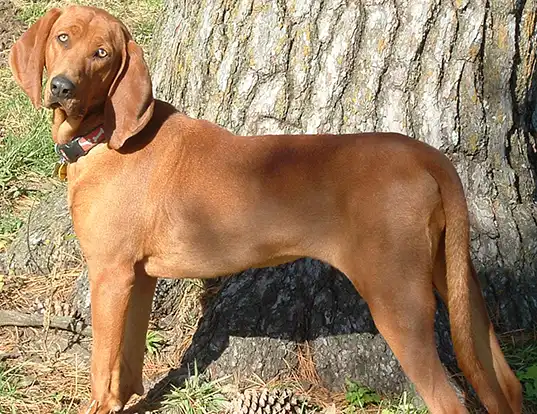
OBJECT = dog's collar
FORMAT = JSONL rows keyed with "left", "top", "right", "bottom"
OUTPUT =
{"left": 54, "top": 126, "right": 106, "bottom": 163}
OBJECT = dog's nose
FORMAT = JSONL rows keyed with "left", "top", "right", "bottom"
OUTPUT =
{"left": 50, "top": 75, "right": 76, "bottom": 99}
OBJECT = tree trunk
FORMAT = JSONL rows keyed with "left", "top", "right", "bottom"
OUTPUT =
{"left": 146, "top": 0, "right": 537, "bottom": 396}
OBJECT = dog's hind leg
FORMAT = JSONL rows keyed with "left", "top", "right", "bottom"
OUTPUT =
{"left": 365, "top": 279, "right": 467, "bottom": 413}
{"left": 336, "top": 241, "right": 468, "bottom": 414}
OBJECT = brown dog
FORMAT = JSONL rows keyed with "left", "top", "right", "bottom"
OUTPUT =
{"left": 9, "top": 5, "right": 522, "bottom": 414}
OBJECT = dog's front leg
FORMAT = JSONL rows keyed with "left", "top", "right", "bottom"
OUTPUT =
{"left": 83, "top": 262, "right": 156, "bottom": 413}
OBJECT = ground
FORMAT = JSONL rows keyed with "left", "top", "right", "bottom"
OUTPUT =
{"left": 0, "top": 0, "right": 536, "bottom": 413}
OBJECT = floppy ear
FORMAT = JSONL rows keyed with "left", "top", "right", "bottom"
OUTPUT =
{"left": 9, "top": 8, "right": 62, "bottom": 108}
{"left": 105, "top": 40, "right": 154, "bottom": 150}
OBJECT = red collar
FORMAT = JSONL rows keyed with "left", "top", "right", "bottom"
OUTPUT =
{"left": 55, "top": 126, "right": 106, "bottom": 163}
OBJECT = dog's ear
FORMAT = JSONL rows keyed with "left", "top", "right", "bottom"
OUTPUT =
{"left": 105, "top": 39, "right": 154, "bottom": 150}
{"left": 9, "top": 8, "right": 62, "bottom": 108}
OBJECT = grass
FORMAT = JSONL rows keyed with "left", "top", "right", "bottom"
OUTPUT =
{"left": 341, "top": 380, "right": 428, "bottom": 414}
{"left": 503, "top": 336, "right": 537, "bottom": 406}
{"left": 0, "top": 358, "right": 84, "bottom": 414}
{"left": 11, "top": 0, "right": 162, "bottom": 44}
{"left": 162, "top": 363, "right": 230, "bottom": 414}
{"left": 344, "top": 380, "right": 381, "bottom": 409}
{"left": 160, "top": 372, "right": 431, "bottom": 414}
{"left": 0, "top": 74, "right": 55, "bottom": 185}
{"left": 0, "top": 213, "right": 22, "bottom": 250}
{"left": 146, "top": 329, "right": 167, "bottom": 356}
{"left": 337, "top": 338, "right": 537, "bottom": 413}
{"left": 0, "top": 67, "right": 56, "bottom": 247}
{"left": 0, "top": 363, "right": 23, "bottom": 413}
{"left": 0, "top": 0, "right": 162, "bottom": 412}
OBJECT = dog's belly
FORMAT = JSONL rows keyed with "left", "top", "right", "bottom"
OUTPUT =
{"left": 142, "top": 178, "right": 346, "bottom": 278}
{"left": 143, "top": 205, "right": 338, "bottom": 278}
{"left": 142, "top": 251, "right": 305, "bottom": 279}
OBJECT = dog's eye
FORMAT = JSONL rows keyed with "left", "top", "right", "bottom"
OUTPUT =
{"left": 95, "top": 48, "right": 108, "bottom": 58}
{"left": 57, "top": 33, "right": 69, "bottom": 43}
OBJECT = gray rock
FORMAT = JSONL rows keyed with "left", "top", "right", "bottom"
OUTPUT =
{"left": 208, "top": 336, "right": 297, "bottom": 382}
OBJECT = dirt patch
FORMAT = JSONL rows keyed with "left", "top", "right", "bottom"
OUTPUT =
{"left": 0, "top": 0, "right": 24, "bottom": 67}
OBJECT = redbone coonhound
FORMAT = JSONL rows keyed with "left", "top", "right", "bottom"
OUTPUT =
{"left": 9, "top": 6, "right": 522, "bottom": 414}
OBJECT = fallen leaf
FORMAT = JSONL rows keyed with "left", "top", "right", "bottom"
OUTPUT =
{"left": 323, "top": 403, "right": 337, "bottom": 414}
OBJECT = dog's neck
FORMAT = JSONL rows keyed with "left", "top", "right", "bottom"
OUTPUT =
{"left": 52, "top": 107, "right": 108, "bottom": 163}
{"left": 52, "top": 107, "right": 106, "bottom": 145}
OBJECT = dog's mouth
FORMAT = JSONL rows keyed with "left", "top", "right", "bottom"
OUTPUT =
{"left": 45, "top": 95, "right": 85, "bottom": 118}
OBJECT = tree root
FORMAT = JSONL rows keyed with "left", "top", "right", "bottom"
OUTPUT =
{"left": 0, "top": 310, "right": 92, "bottom": 337}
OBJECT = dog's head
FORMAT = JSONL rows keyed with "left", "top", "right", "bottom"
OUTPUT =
{"left": 9, "top": 5, "right": 154, "bottom": 149}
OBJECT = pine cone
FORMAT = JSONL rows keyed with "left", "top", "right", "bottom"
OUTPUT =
{"left": 229, "top": 388, "right": 316, "bottom": 414}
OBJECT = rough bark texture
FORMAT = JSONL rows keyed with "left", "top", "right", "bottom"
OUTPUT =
{"left": 3, "top": 185, "right": 82, "bottom": 275}
{"left": 146, "top": 0, "right": 537, "bottom": 394}
{"left": 177, "top": 262, "right": 401, "bottom": 393}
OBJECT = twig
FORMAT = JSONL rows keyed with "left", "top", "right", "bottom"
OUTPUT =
{"left": 0, "top": 351, "right": 20, "bottom": 361}
{"left": 0, "top": 310, "right": 92, "bottom": 337}
{"left": 25, "top": 198, "right": 46, "bottom": 275}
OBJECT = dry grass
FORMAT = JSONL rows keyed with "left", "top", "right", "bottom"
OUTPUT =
{"left": 11, "top": 0, "right": 160, "bottom": 47}
{"left": 0, "top": 267, "right": 81, "bottom": 313}
{"left": 0, "top": 266, "right": 88, "bottom": 413}
{"left": 0, "top": 271, "right": 184, "bottom": 413}
{"left": 292, "top": 342, "right": 344, "bottom": 411}
{"left": 0, "top": 326, "right": 90, "bottom": 414}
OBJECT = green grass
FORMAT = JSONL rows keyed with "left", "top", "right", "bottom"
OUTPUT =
{"left": 0, "top": 67, "right": 54, "bottom": 246}
{"left": 343, "top": 380, "right": 427, "bottom": 414}
{"left": 375, "top": 392, "right": 428, "bottom": 414}
{"left": 345, "top": 380, "right": 381, "bottom": 409}
{"left": 14, "top": 1, "right": 51, "bottom": 25}
{"left": 146, "top": 329, "right": 166, "bottom": 355}
{"left": 12, "top": 0, "right": 162, "bottom": 46}
{"left": 162, "top": 363, "right": 230, "bottom": 414}
{"left": 0, "top": 71, "right": 55, "bottom": 186}
{"left": 0, "top": 363, "right": 23, "bottom": 412}
{"left": 0, "top": 213, "right": 23, "bottom": 248}
{"left": 504, "top": 339, "right": 537, "bottom": 405}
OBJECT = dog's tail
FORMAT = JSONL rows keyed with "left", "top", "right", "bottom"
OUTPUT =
{"left": 428, "top": 153, "right": 519, "bottom": 413}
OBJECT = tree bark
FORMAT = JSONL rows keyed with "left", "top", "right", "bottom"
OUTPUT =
{"left": 153, "top": 0, "right": 537, "bottom": 397}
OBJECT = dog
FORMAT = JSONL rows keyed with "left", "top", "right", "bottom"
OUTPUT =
{"left": 9, "top": 5, "right": 522, "bottom": 413}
